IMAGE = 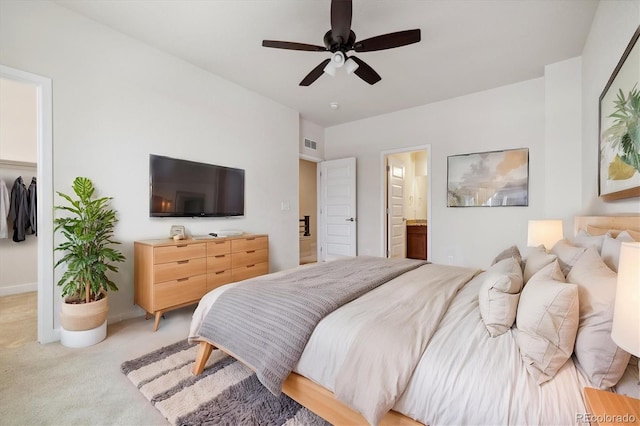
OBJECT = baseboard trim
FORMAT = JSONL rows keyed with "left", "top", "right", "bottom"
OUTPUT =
{"left": 0, "top": 282, "right": 37, "bottom": 296}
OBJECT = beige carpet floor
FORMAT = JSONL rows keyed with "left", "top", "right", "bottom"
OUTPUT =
{"left": 0, "top": 292, "right": 194, "bottom": 425}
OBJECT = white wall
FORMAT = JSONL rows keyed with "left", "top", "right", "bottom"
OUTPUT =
{"left": 581, "top": 0, "right": 640, "bottom": 214}
{"left": 544, "top": 57, "right": 583, "bottom": 234}
{"left": 300, "top": 118, "right": 325, "bottom": 161}
{"left": 326, "top": 78, "right": 547, "bottom": 268}
{"left": 0, "top": 1, "right": 301, "bottom": 325}
{"left": 0, "top": 78, "right": 37, "bottom": 162}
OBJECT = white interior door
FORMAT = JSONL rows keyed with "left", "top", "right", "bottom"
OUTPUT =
{"left": 318, "top": 157, "right": 357, "bottom": 261}
{"left": 387, "top": 157, "right": 406, "bottom": 258}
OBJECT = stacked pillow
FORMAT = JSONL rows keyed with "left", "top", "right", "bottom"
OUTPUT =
{"left": 516, "top": 260, "right": 579, "bottom": 384}
{"left": 491, "top": 245, "right": 524, "bottom": 270}
{"left": 522, "top": 245, "right": 556, "bottom": 284}
{"left": 478, "top": 257, "right": 524, "bottom": 337}
{"left": 487, "top": 233, "right": 636, "bottom": 388}
{"left": 550, "top": 239, "right": 586, "bottom": 276}
{"left": 601, "top": 231, "right": 636, "bottom": 272}
{"left": 566, "top": 247, "right": 631, "bottom": 388}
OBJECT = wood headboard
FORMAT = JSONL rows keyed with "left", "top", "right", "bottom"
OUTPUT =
{"left": 574, "top": 215, "right": 640, "bottom": 236}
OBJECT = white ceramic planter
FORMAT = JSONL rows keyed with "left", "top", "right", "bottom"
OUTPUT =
{"left": 60, "top": 320, "right": 107, "bottom": 348}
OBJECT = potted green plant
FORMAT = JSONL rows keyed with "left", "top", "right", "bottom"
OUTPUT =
{"left": 54, "top": 177, "right": 125, "bottom": 346}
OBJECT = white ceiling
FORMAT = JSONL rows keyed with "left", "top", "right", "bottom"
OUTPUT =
{"left": 56, "top": 0, "right": 598, "bottom": 128}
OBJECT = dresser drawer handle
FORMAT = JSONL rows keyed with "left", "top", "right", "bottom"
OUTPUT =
{"left": 177, "top": 260, "right": 189, "bottom": 264}
{"left": 246, "top": 237, "right": 255, "bottom": 241}
{"left": 246, "top": 264, "right": 255, "bottom": 268}
{"left": 176, "top": 244, "right": 188, "bottom": 248}
{"left": 177, "top": 277, "right": 189, "bottom": 282}
{"left": 246, "top": 250, "right": 255, "bottom": 254}
{"left": 215, "top": 270, "right": 225, "bottom": 275}
{"left": 214, "top": 255, "right": 225, "bottom": 258}
{"left": 215, "top": 241, "right": 225, "bottom": 245}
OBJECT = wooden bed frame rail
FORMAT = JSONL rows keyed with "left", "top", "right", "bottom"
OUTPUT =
{"left": 192, "top": 341, "right": 421, "bottom": 426}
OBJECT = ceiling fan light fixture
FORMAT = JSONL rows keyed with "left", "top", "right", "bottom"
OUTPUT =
{"left": 344, "top": 57, "right": 359, "bottom": 74}
{"left": 332, "top": 51, "right": 345, "bottom": 68}
{"left": 323, "top": 61, "right": 337, "bottom": 76}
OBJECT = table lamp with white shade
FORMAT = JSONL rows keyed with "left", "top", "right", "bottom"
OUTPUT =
{"left": 527, "top": 219, "right": 564, "bottom": 250}
{"left": 611, "top": 241, "right": 640, "bottom": 384}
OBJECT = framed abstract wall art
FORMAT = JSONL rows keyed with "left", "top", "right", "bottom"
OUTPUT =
{"left": 599, "top": 26, "right": 640, "bottom": 201}
{"left": 447, "top": 148, "right": 529, "bottom": 207}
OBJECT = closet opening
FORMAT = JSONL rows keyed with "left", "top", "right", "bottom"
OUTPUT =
{"left": 0, "top": 65, "right": 54, "bottom": 345}
{"left": 0, "top": 77, "right": 38, "bottom": 348}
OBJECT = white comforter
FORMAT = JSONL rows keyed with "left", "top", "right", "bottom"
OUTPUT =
{"left": 190, "top": 263, "right": 591, "bottom": 425}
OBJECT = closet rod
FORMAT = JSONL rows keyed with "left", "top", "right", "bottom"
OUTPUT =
{"left": 0, "top": 159, "right": 37, "bottom": 168}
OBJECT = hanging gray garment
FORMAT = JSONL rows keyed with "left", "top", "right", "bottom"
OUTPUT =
{"left": 27, "top": 177, "right": 36, "bottom": 235}
{"left": 9, "top": 176, "right": 29, "bottom": 242}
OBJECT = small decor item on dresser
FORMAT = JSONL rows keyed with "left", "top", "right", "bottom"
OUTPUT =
{"left": 169, "top": 225, "right": 186, "bottom": 240}
{"left": 54, "top": 177, "right": 126, "bottom": 347}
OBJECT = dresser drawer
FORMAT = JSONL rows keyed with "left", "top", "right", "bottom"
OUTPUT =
{"left": 207, "top": 240, "right": 231, "bottom": 256}
{"left": 207, "top": 270, "right": 232, "bottom": 291}
{"left": 154, "top": 257, "right": 207, "bottom": 283}
{"left": 232, "top": 248, "right": 268, "bottom": 269}
{"left": 154, "top": 274, "right": 206, "bottom": 310}
{"left": 232, "top": 262, "right": 269, "bottom": 282}
{"left": 231, "top": 236, "right": 268, "bottom": 253}
{"left": 207, "top": 253, "right": 231, "bottom": 272}
{"left": 154, "top": 243, "right": 206, "bottom": 264}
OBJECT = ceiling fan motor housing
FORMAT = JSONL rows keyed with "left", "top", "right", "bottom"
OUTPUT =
{"left": 323, "top": 30, "right": 357, "bottom": 52}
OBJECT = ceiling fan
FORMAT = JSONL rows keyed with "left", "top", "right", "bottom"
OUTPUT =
{"left": 262, "top": 0, "right": 421, "bottom": 86}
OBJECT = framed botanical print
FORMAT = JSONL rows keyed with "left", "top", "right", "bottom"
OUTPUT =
{"left": 599, "top": 26, "right": 640, "bottom": 201}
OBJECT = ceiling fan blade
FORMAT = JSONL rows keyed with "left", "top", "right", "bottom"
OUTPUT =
{"left": 262, "top": 40, "right": 327, "bottom": 52}
{"left": 350, "top": 56, "right": 381, "bottom": 85}
{"left": 330, "top": 0, "right": 352, "bottom": 45}
{"left": 300, "top": 59, "right": 331, "bottom": 86}
{"left": 354, "top": 29, "right": 421, "bottom": 52}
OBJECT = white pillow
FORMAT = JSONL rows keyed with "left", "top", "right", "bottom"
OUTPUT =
{"left": 566, "top": 248, "right": 631, "bottom": 389}
{"left": 572, "top": 229, "right": 606, "bottom": 254}
{"left": 601, "top": 231, "right": 635, "bottom": 272}
{"left": 523, "top": 246, "right": 557, "bottom": 284}
{"left": 491, "top": 245, "right": 524, "bottom": 271}
{"left": 479, "top": 258, "right": 524, "bottom": 337}
{"left": 516, "top": 260, "right": 579, "bottom": 384}
{"left": 551, "top": 239, "right": 586, "bottom": 276}
{"left": 529, "top": 259, "right": 566, "bottom": 282}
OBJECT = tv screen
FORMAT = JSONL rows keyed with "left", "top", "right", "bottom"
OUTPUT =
{"left": 149, "top": 154, "right": 245, "bottom": 217}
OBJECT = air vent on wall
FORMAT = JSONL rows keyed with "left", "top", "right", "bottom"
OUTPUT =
{"left": 304, "top": 138, "right": 317, "bottom": 150}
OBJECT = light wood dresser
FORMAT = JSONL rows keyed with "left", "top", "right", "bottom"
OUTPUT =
{"left": 134, "top": 234, "right": 269, "bottom": 331}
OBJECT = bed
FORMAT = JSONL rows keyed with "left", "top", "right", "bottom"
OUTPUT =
{"left": 188, "top": 215, "right": 640, "bottom": 425}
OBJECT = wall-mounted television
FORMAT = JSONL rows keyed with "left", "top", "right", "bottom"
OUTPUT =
{"left": 149, "top": 154, "right": 245, "bottom": 217}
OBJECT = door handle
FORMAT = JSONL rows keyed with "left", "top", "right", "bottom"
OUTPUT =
{"left": 345, "top": 218, "right": 355, "bottom": 222}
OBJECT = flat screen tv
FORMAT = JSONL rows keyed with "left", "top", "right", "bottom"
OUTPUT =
{"left": 149, "top": 154, "right": 245, "bottom": 217}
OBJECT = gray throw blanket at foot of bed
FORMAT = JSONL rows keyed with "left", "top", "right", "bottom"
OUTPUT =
{"left": 198, "top": 256, "right": 427, "bottom": 396}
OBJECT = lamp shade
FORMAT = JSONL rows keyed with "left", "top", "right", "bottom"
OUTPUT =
{"left": 611, "top": 241, "right": 640, "bottom": 357}
{"left": 527, "top": 220, "right": 563, "bottom": 249}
